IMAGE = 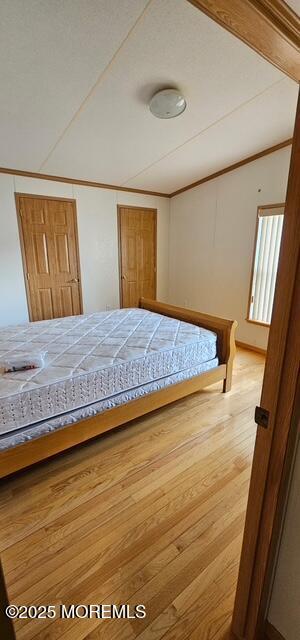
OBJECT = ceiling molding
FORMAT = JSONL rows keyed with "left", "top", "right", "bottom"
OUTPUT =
{"left": 0, "top": 139, "right": 292, "bottom": 199}
{"left": 187, "top": 0, "right": 300, "bottom": 82}
{"left": 170, "top": 138, "right": 293, "bottom": 197}
{"left": 0, "top": 167, "right": 170, "bottom": 199}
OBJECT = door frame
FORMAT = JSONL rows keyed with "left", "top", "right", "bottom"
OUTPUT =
{"left": 232, "top": 92, "right": 299, "bottom": 636}
{"left": 15, "top": 193, "right": 83, "bottom": 321}
{"left": 117, "top": 204, "right": 157, "bottom": 308}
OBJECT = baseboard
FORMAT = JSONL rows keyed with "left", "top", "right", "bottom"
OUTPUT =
{"left": 236, "top": 340, "right": 267, "bottom": 355}
{"left": 229, "top": 620, "right": 285, "bottom": 640}
{"left": 264, "top": 620, "right": 286, "bottom": 640}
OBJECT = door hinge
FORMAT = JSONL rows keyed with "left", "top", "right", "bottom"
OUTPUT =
{"left": 26, "top": 272, "right": 30, "bottom": 281}
{"left": 255, "top": 405, "right": 270, "bottom": 429}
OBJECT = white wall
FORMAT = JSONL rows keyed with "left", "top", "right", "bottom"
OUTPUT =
{"left": 0, "top": 174, "right": 170, "bottom": 326}
{"left": 168, "top": 146, "right": 291, "bottom": 349}
{"left": 0, "top": 146, "right": 291, "bottom": 334}
{"left": 268, "top": 438, "right": 300, "bottom": 640}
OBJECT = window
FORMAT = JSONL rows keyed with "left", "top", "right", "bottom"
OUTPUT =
{"left": 247, "top": 204, "right": 284, "bottom": 326}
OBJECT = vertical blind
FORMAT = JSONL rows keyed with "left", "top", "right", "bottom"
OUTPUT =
{"left": 249, "top": 206, "right": 284, "bottom": 325}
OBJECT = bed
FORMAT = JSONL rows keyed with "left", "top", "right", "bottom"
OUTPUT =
{"left": 0, "top": 299, "right": 237, "bottom": 478}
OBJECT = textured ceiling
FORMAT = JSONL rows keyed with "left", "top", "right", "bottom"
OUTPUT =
{"left": 285, "top": 0, "right": 300, "bottom": 17}
{"left": 0, "top": 0, "right": 298, "bottom": 193}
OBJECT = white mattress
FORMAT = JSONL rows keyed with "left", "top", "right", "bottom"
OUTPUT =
{"left": 0, "top": 308, "right": 218, "bottom": 436}
{"left": 0, "top": 360, "right": 218, "bottom": 451}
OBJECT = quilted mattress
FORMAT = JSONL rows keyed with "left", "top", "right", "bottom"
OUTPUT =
{"left": 0, "top": 308, "right": 218, "bottom": 437}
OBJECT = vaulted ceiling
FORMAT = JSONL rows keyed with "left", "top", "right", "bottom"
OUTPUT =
{"left": 0, "top": 0, "right": 298, "bottom": 193}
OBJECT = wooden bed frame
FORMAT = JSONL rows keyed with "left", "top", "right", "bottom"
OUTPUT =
{"left": 0, "top": 299, "right": 237, "bottom": 479}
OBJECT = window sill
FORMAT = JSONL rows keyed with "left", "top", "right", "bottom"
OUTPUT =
{"left": 246, "top": 318, "right": 270, "bottom": 328}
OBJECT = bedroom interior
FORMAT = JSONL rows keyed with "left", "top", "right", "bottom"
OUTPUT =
{"left": 0, "top": 1, "right": 299, "bottom": 640}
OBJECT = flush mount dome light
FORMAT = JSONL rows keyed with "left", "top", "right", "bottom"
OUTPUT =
{"left": 149, "top": 88, "right": 186, "bottom": 119}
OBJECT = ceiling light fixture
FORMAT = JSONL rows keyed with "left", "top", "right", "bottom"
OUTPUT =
{"left": 149, "top": 88, "right": 186, "bottom": 119}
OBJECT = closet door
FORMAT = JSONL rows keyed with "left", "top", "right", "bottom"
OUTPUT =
{"left": 118, "top": 205, "right": 157, "bottom": 308}
{"left": 16, "top": 194, "right": 82, "bottom": 321}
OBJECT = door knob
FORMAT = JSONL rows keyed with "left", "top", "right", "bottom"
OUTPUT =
{"left": 68, "top": 278, "right": 80, "bottom": 283}
{"left": 121, "top": 275, "right": 127, "bottom": 280}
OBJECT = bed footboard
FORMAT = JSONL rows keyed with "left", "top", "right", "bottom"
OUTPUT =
{"left": 139, "top": 299, "right": 237, "bottom": 392}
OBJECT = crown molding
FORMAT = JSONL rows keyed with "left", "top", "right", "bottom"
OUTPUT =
{"left": 170, "top": 138, "right": 293, "bottom": 197}
{"left": 0, "top": 167, "right": 170, "bottom": 199}
{"left": 187, "top": 0, "right": 300, "bottom": 83}
{"left": 0, "top": 138, "right": 293, "bottom": 199}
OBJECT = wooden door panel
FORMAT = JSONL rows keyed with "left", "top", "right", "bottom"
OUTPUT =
{"left": 54, "top": 233, "right": 71, "bottom": 274}
{"left": 21, "top": 201, "right": 51, "bottom": 280}
{"left": 32, "top": 232, "right": 50, "bottom": 275}
{"left": 140, "top": 279, "right": 153, "bottom": 300}
{"left": 17, "top": 195, "right": 82, "bottom": 321}
{"left": 139, "top": 230, "right": 153, "bottom": 279}
{"left": 119, "top": 206, "right": 157, "bottom": 308}
{"left": 52, "top": 202, "right": 79, "bottom": 281}
{"left": 126, "top": 210, "right": 140, "bottom": 229}
{"left": 57, "top": 286, "right": 74, "bottom": 318}
{"left": 125, "top": 232, "right": 138, "bottom": 278}
{"left": 26, "top": 198, "right": 47, "bottom": 225}
{"left": 126, "top": 281, "right": 139, "bottom": 308}
{"left": 36, "top": 288, "right": 55, "bottom": 321}
{"left": 140, "top": 214, "right": 153, "bottom": 230}
{"left": 52, "top": 202, "right": 68, "bottom": 226}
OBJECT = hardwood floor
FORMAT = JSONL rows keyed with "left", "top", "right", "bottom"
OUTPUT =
{"left": 0, "top": 348, "right": 264, "bottom": 640}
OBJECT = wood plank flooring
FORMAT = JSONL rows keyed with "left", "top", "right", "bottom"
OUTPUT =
{"left": 0, "top": 348, "right": 264, "bottom": 640}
